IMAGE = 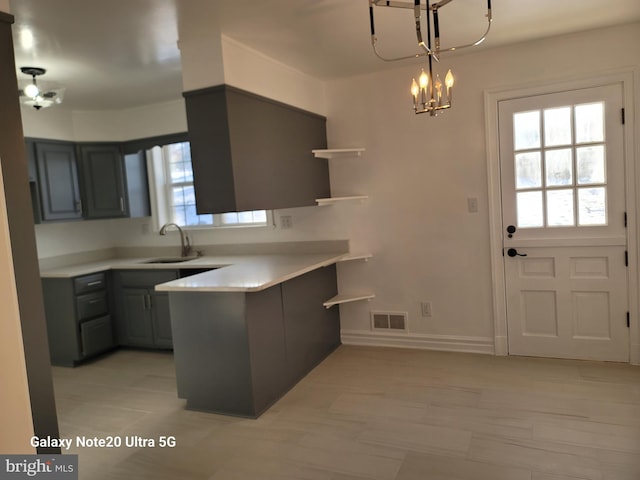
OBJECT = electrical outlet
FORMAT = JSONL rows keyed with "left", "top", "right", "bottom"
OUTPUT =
{"left": 421, "top": 301, "right": 432, "bottom": 317}
{"left": 280, "top": 215, "right": 293, "bottom": 229}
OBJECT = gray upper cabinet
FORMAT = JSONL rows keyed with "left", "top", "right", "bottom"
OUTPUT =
{"left": 28, "top": 139, "right": 151, "bottom": 222}
{"left": 77, "top": 144, "right": 127, "bottom": 219}
{"left": 35, "top": 141, "right": 83, "bottom": 221}
{"left": 184, "top": 85, "right": 330, "bottom": 214}
{"left": 124, "top": 151, "right": 151, "bottom": 218}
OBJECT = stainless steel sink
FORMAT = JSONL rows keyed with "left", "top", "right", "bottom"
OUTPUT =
{"left": 143, "top": 256, "right": 199, "bottom": 264}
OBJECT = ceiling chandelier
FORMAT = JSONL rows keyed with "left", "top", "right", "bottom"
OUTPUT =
{"left": 369, "top": 0, "right": 492, "bottom": 116}
{"left": 19, "top": 67, "right": 65, "bottom": 110}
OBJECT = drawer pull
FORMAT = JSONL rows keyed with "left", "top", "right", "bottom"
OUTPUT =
{"left": 88, "top": 299, "right": 101, "bottom": 304}
{"left": 87, "top": 281, "right": 103, "bottom": 287}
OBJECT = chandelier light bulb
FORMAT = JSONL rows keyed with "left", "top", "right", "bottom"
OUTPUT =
{"left": 411, "top": 78, "right": 419, "bottom": 96}
{"left": 445, "top": 69, "right": 455, "bottom": 89}
{"left": 24, "top": 82, "right": 39, "bottom": 98}
{"left": 419, "top": 69, "right": 429, "bottom": 89}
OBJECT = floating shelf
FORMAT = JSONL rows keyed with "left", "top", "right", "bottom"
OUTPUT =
{"left": 312, "top": 148, "right": 365, "bottom": 159}
{"left": 323, "top": 293, "right": 375, "bottom": 309}
{"left": 338, "top": 253, "right": 373, "bottom": 262}
{"left": 316, "top": 195, "right": 368, "bottom": 206}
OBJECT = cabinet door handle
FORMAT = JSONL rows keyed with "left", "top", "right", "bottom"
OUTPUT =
{"left": 144, "top": 294, "right": 153, "bottom": 310}
{"left": 120, "top": 197, "right": 124, "bottom": 212}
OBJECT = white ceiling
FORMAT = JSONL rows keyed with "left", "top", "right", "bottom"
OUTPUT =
{"left": 9, "top": 0, "right": 640, "bottom": 111}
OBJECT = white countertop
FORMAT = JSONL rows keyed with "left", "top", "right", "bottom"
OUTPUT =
{"left": 39, "top": 252, "right": 347, "bottom": 293}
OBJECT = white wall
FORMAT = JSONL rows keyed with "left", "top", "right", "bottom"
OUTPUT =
{"left": 326, "top": 22, "right": 640, "bottom": 351}
{"left": 221, "top": 35, "right": 327, "bottom": 115}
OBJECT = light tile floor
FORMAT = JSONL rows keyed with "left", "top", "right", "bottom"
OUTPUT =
{"left": 52, "top": 346, "right": 640, "bottom": 479}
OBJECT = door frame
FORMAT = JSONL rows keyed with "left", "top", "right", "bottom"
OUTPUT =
{"left": 484, "top": 70, "right": 639, "bottom": 364}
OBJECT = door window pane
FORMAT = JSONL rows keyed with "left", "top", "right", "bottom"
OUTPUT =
{"left": 547, "top": 189, "right": 575, "bottom": 226}
{"left": 517, "top": 191, "right": 544, "bottom": 228}
{"left": 578, "top": 187, "right": 607, "bottom": 225}
{"left": 515, "top": 152, "right": 542, "bottom": 189}
{"left": 510, "top": 97, "right": 609, "bottom": 232}
{"left": 577, "top": 146, "right": 605, "bottom": 185}
{"left": 575, "top": 102, "right": 604, "bottom": 144}
{"left": 514, "top": 111, "right": 541, "bottom": 150}
{"left": 544, "top": 106, "right": 572, "bottom": 147}
{"left": 545, "top": 149, "right": 573, "bottom": 186}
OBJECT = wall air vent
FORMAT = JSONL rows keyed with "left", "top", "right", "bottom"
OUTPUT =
{"left": 371, "top": 311, "right": 407, "bottom": 331}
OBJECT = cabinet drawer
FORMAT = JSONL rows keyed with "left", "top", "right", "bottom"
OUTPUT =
{"left": 80, "top": 315, "right": 114, "bottom": 357}
{"left": 74, "top": 272, "right": 107, "bottom": 294}
{"left": 117, "top": 270, "right": 179, "bottom": 288}
{"left": 76, "top": 291, "right": 108, "bottom": 321}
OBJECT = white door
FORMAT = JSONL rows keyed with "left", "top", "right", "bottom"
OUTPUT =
{"left": 499, "top": 83, "right": 629, "bottom": 362}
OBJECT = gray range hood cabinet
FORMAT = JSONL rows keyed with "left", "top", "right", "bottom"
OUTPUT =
{"left": 183, "top": 85, "right": 330, "bottom": 214}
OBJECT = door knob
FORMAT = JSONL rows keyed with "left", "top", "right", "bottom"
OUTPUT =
{"left": 507, "top": 248, "right": 527, "bottom": 257}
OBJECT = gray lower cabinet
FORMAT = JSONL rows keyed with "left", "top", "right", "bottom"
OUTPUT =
{"left": 42, "top": 272, "right": 116, "bottom": 366}
{"left": 34, "top": 140, "right": 82, "bottom": 221}
{"left": 168, "top": 264, "right": 340, "bottom": 417}
{"left": 112, "top": 270, "right": 179, "bottom": 348}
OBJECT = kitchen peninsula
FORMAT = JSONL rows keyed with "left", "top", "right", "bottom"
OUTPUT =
{"left": 155, "top": 252, "right": 343, "bottom": 417}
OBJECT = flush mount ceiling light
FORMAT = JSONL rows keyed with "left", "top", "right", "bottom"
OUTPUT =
{"left": 369, "top": 0, "right": 492, "bottom": 117}
{"left": 19, "top": 66, "right": 65, "bottom": 110}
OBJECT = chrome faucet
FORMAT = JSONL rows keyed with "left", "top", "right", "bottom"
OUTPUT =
{"left": 159, "top": 223, "right": 192, "bottom": 257}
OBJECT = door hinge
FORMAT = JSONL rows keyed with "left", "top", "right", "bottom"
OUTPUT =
{"left": 625, "top": 250, "right": 629, "bottom": 267}
{"left": 627, "top": 312, "right": 630, "bottom": 328}
{"left": 624, "top": 211, "right": 628, "bottom": 228}
{"left": 622, "top": 108, "right": 626, "bottom": 125}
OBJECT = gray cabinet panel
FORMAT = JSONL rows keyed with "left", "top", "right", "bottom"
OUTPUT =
{"left": 73, "top": 271, "right": 106, "bottom": 294}
{"left": 281, "top": 264, "right": 340, "bottom": 384}
{"left": 76, "top": 291, "right": 108, "bottom": 321}
{"left": 150, "top": 292, "right": 173, "bottom": 348}
{"left": 112, "top": 269, "right": 179, "bottom": 349}
{"left": 184, "top": 85, "right": 329, "bottom": 214}
{"left": 121, "top": 288, "right": 155, "bottom": 347}
{"left": 78, "top": 144, "right": 127, "bottom": 219}
{"left": 80, "top": 315, "right": 114, "bottom": 357}
{"left": 35, "top": 141, "right": 82, "bottom": 221}
{"left": 169, "top": 291, "right": 255, "bottom": 415}
{"left": 246, "top": 286, "right": 287, "bottom": 415}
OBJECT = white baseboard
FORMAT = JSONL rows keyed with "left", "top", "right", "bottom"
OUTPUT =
{"left": 340, "top": 330, "right": 495, "bottom": 355}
